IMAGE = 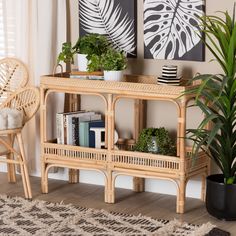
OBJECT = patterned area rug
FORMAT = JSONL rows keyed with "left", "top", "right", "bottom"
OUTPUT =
{"left": 0, "top": 195, "right": 229, "bottom": 236}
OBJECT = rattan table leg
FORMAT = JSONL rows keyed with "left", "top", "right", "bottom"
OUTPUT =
{"left": 201, "top": 173, "right": 207, "bottom": 202}
{"left": 178, "top": 178, "right": 186, "bottom": 214}
{"left": 69, "top": 169, "right": 79, "bottom": 183}
{"left": 133, "top": 177, "right": 145, "bottom": 192}
{"left": 105, "top": 170, "right": 115, "bottom": 203}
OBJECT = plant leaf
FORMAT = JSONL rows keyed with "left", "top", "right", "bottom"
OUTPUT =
{"left": 79, "top": 0, "right": 136, "bottom": 55}
{"left": 143, "top": 0, "right": 204, "bottom": 59}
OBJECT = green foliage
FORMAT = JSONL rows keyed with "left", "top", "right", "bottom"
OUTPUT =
{"left": 134, "top": 127, "right": 176, "bottom": 156}
{"left": 57, "top": 34, "right": 110, "bottom": 70}
{"left": 100, "top": 48, "right": 127, "bottom": 71}
{"left": 87, "top": 55, "right": 101, "bottom": 72}
{"left": 73, "top": 33, "right": 110, "bottom": 60}
{"left": 185, "top": 6, "right": 236, "bottom": 184}
{"left": 57, "top": 42, "right": 76, "bottom": 64}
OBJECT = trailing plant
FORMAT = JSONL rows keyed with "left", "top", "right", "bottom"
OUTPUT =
{"left": 57, "top": 42, "right": 76, "bottom": 64}
{"left": 134, "top": 127, "right": 176, "bottom": 156}
{"left": 57, "top": 34, "right": 110, "bottom": 71}
{"left": 101, "top": 48, "right": 127, "bottom": 71}
{"left": 185, "top": 6, "right": 236, "bottom": 184}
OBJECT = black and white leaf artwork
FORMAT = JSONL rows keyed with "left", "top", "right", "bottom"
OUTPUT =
{"left": 79, "top": 0, "right": 137, "bottom": 57}
{"left": 144, "top": 0, "right": 205, "bottom": 61}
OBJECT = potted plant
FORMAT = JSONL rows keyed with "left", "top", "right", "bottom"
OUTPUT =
{"left": 100, "top": 48, "right": 127, "bottom": 81}
{"left": 57, "top": 42, "right": 75, "bottom": 65}
{"left": 134, "top": 127, "right": 176, "bottom": 156}
{"left": 186, "top": 8, "right": 236, "bottom": 220}
{"left": 73, "top": 33, "right": 109, "bottom": 72}
{"left": 57, "top": 34, "right": 109, "bottom": 72}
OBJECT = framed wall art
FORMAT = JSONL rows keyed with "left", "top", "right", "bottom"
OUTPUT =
{"left": 79, "top": 0, "right": 137, "bottom": 57}
{"left": 144, "top": 0, "right": 205, "bottom": 61}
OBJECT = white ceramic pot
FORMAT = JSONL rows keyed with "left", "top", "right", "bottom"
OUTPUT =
{"left": 104, "top": 70, "right": 124, "bottom": 81}
{"left": 77, "top": 53, "right": 88, "bottom": 71}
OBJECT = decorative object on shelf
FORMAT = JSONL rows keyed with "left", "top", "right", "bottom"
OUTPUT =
{"left": 185, "top": 6, "right": 236, "bottom": 220}
{"left": 101, "top": 48, "right": 127, "bottom": 81}
{"left": 73, "top": 34, "right": 110, "bottom": 71}
{"left": 143, "top": 0, "right": 205, "bottom": 61}
{"left": 69, "top": 71, "right": 104, "bottom": 80}
{"left": 57, "top": 42, "right": 75, "bottom": 65}
{"left": 89, "top": 127, "right": 119, "bottom": 149}
{"left": 134, "top": 127, "right": 176, "bottom": 156}
{"left": 79, "top": 0, "right": 137, "bottom": 57}
{"left": 158, "top": 65, "right": 181, "bottom": 86}
{"left": 116, "top": 138, "right": 136, "bottom": 151}
{"left": 57, "top": 34, "right": 109, "bottom": 72}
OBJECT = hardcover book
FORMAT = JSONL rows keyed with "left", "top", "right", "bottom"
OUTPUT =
{"left": 79, "top": 119, "right": 105, "bottom": 148}
{"left": 89, "top": 120, "right": 105, "bottom": 148}
{"left": 72, "top": 113, "right": 102, "bottom": 146}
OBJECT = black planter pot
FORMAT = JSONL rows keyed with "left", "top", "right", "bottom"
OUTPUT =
{"left": 206, "top": 174, "right": 236, "bottom": 220}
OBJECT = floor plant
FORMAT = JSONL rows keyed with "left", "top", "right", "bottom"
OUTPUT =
{"left": 186, "top": 6, "right": 236, "bottom": 220}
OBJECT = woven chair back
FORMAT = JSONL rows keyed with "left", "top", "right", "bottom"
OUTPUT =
{"left": 0, "top": 58, "right": 28, "bottom": 104}
{"left": 0, "top": 87, "right": 40, "bottom": 124}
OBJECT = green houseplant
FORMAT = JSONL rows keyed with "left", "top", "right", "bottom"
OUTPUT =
{"left": 100, "top": 47, "right": 127, "bottom": 81}
{"left": 57, "top": 42, "right": 75, "bottom": 64}
{"left": 74, "top": 33, "right": 109, "bottom": 71}
{"left": 134, "top": 127, "right": 176, "bottom": 156}
{"left": 57, "top": 34, "right": 109, "bottom": 72}
{"left": 186, "top": 7, "right": 236, "bottom": 220}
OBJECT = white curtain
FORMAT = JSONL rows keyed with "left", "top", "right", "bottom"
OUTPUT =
{"left": 14, "top": 0, "right": 67, "bottom": 175}
{"left": 0, "top": 0, "right": 17, "bottom": 58}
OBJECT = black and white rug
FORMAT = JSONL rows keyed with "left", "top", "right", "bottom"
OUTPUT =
{"left": 0, "top": 195, "right": 229, "bottom": 235}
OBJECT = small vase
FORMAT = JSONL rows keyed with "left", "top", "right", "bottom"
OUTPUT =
{"left": 147, "top": 136, "right": 159, "bottom": 154}
{"left": 77, "top": 53, "right": 88, "bottom": 72}
{"left": 104, "top": 70, "right": 124, "bottom": 82}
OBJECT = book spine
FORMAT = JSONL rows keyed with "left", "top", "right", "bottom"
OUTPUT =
{"left": 63, "top": 114, "right": 67, "bottom": 144}
{"left": 67, "top": 116, "right": 72, "bottom": 145}
{"left": 56, "top": 113, "right": 64, "bottom": 144}
{"left": 72, "top": 117, "right": 79, "bottom": 146}
{"left": 79, "top": 122, "right": 89, "bottom": 147}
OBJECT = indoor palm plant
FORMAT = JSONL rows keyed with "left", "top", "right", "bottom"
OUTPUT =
{"left": 186, "top": 7, "right": 236, "bottom": 220}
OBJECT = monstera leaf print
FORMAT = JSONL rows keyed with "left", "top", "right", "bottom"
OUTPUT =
{"left": 144, "top": 0, "right": 204, "bottom": 59}
{"left": 79, "top": 0, "right": 136, "bottom": 55}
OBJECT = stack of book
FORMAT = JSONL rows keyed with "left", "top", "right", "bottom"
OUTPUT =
{"left": 70, "top": 71, "right": 104, "bottom": 80}
{"left": 56, "top": 110, "right": 105, "bottom": 148}
{"left": 158, "top": 65, "right": 181, "bottom": 86}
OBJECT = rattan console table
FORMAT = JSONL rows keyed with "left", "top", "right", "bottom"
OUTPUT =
{"left": 40, "top": 74, "right": 209, "bottom": 214}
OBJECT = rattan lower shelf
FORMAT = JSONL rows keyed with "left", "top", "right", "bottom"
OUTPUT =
{"left": 40, "top": 74, "right": 210, "bottom": 214}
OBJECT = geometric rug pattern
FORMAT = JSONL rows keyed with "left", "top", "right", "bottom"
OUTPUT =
{"left": 0, "top": 195, "right": 229, "bottom": 235}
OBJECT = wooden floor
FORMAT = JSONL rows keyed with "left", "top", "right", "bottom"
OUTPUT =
{"left": 0, "top": 172, "right": 235, "bottom": 235}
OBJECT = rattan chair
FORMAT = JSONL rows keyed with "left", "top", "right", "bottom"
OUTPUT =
{"left": 0, "top": 57, "right": 28, "bottom": 104}
{"left": 0, "top": 87, "right": 40, "bottom": 199}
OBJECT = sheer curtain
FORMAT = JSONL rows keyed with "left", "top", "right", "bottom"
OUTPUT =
{"left": 0, "top": 0, "right": 67, "bottom": 175}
